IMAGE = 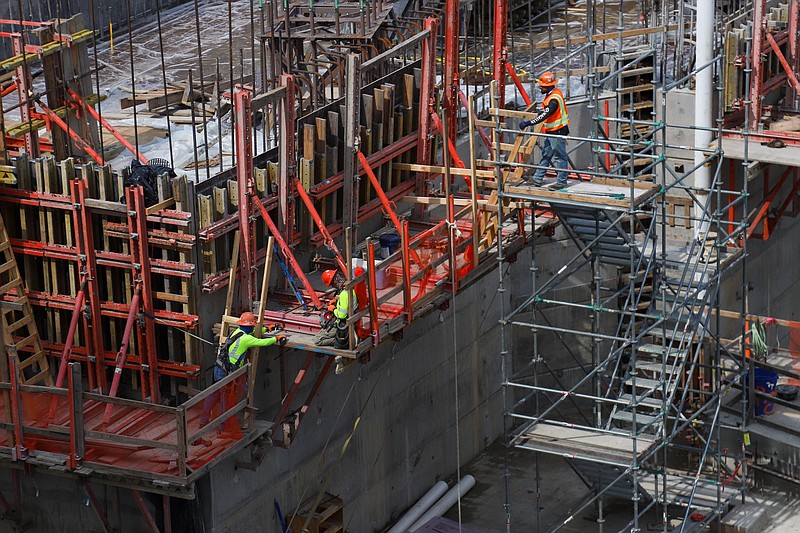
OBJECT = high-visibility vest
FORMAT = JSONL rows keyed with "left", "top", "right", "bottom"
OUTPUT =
{"left": 333, "top": 289, "right": 356, "bottom": 320}
{"left": 542, "top": 88, "right": 569, "bottom": 133}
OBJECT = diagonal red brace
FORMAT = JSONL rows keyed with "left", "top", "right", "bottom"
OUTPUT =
{"left": 357, "top": 151, "right": 424, "bottom": 268}
{"left": 429, "top": 112, "right": 467, "bottom": 170}
{"left": 251, "top": 197, "right": 323, "bottom": 308}
{"left": 505, "top": 62, "right": 532, "bottom": 106}
{"left": 766, "top": 32, "right": 800, "bottom": 95}
{"left": 103, "top": 287, "right": 141, "bottom": 426}
{"left": 38, "top": 100, "right": 106, "bottom": 165}
{"left": 68, "top": 88, "right": 148, "bottom": 164}
{"left": 458, "top": 89, "right": 492, "bottom": 151}
{"left": 293, "top": 180, "right": 348, "bottom": 273}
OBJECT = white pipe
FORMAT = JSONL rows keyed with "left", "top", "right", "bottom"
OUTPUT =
{"left": 408, "top": 475, "right": 476, "bottom": 531}
{"left": 693, "top": 0, "right": 714, "bottom": 239}
{"left": 387, "top": 481, "right": 449, "bottom": 533}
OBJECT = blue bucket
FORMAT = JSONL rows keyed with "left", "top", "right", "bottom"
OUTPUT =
{"left": 749, "top": 369, "right": 779, "bottom": 416}
{"left": 379, "top": 233, "right": 401, "bottom": 254}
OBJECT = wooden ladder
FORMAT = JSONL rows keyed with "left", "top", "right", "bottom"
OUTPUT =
{"left": 0, "top": 213, "right": 54, "bottom": 386}
{"left": 479, "top": 113, "right": 542, "bottom": 253}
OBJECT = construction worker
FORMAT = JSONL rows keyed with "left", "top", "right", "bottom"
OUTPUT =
{"left": 315, "top": 269, "right": 356, "bottom": 348}
{"left": 521, "top": 71, "right": 570, "bottom": 191}
{"left": 199, "top": 312, "right": 287, "bottom": 427}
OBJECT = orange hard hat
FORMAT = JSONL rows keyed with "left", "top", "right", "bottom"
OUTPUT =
{"left": 537, "top": 71, "right": 557, "bottom": 87}
{"left": 237, "top": 311, "right": 258, "bottom": 326}
{"left": 321, "top": 269, "right": 337, "bottom": 287}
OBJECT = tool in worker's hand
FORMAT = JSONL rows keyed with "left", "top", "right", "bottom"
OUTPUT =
{"left": 275, "top": 334, "right": 288, "bottom": 346}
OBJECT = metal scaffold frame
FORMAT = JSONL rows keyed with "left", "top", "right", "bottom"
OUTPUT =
{"left": 489, "top": 1, "right": 795, "bottom": 530}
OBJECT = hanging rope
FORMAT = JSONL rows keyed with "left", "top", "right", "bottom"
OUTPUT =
{"left": 750, "top": 320, "right": 768, "bottom": 362}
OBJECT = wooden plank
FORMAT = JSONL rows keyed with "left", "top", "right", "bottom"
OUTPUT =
{"left": 392, "top": 162, "right": 495, "bottom": 178}
{"left": 532, "top": 25, "right": 678, "bottom": 49}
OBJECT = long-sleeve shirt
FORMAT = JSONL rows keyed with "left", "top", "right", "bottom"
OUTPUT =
{"left": 530, "top": 91, "right": 570, "bottom": 134}
{"left": 227, "top": 327, "right": 278, "bottom": 368}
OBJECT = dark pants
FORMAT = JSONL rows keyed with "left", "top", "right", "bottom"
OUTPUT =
{"left": 199, "top": 365, "right": 227, "bottom": 426}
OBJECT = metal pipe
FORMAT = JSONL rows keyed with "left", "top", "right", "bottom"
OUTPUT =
{"left": 693, "top": 0, "right": 715, "bottom": 239}
{"left": 387, "top": 481, "right": 449, "bottom": 533}
{"left": 408, "top": 476, "right": 476, "bottom": 531}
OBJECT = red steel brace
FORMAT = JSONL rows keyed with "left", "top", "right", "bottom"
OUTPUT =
{"left": 251, "top": 197, "right": 323, "bottom": 308}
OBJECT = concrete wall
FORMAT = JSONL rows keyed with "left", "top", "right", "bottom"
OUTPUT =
{"left": 203, "top": 247, "right": 533, "bottom": 532}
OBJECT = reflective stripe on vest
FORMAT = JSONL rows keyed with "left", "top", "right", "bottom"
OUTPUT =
{"left": 542, "top": 88, "right": 569, "bottom": 133}
{"left": 228, "top": 332, "right": 246, "bottom": 367}
{"left": 333, "top": 289, "right": 356, "bottom": 320}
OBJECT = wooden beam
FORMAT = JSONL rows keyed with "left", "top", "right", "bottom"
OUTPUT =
{"left": 532, "top": 25, "right": 678, "bottom": 49}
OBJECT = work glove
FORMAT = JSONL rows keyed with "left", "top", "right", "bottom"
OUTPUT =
{"left": 519, "top": 120, "right": 532, "bottom": 129}
{"left": 276, "top": 334, "right": 288, "bottom": 346}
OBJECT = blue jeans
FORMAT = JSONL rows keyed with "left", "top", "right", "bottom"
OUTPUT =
{"left": 533, "top": 135, "right": 568, "bottom": 184}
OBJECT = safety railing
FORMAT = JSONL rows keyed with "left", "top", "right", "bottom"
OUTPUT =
{"left": 0, "top": 359, "right": 251, "bottom": 484}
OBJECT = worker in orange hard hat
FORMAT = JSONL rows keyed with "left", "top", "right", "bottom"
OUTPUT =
{"left": 519, "top": 71, "right": 570, "bottom": 191}
{"left": 199, "top": 311, "right": 288, "bottom": 427}
{"left": 315, "top": 269, "right": 357, "bottom": 348}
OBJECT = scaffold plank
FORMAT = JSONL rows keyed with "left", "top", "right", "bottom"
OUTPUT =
{"left": 514, "top": 423, "right": 656, "bottom": 467}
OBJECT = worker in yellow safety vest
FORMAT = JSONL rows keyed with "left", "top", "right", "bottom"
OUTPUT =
{"left": 315, "top": 269, "right": 357, "bottom": 348}
{"left": 520, "top": 71, "right": 571, "bottom": 191}
{"left": 199, "top": 312, "right": 287, "bottom": 427}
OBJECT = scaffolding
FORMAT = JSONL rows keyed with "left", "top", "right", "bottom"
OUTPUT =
{"left": 492, "top": 1, "right": 779, "bottom": 531}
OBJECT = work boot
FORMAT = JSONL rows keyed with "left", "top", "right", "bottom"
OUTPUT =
{"left": 548, "top": 182, "right": 568, "bottom": 191}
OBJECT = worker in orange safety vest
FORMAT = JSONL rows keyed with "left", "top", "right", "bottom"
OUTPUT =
{"left": 520, "top": 71, "right": 570, "bottom": 191}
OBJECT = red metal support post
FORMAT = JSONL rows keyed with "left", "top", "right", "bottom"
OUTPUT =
{"left": 71, "top": 179, "right": 108, "bottom": 392}
{"left": 416, "top": 18, "right": 438, "bottom": 200}
{"left": 127, "top": 186, "right": 159, "bottom": 403}
{"left": 443, "top": 0, "right": 460, "bottom": 144}
{"left": 492, "top": 0, "right": 509, "bottom": 107}
{"left": 366, "top": 241, "right": 380, "bottom": 343}
{"left": 234, "top": 88, "right": 256, "bottom": 311}
{"left": 750, "top": 1, "right": 766, "bottom": 128}
{"left": 67, "top": 362, "right": 85, "bottom": 470}
{"left": 402, "top": 220, "right": 413, "bottom": 322}
{"left": 278, "top": 74, "right": 297, "bottom": 245}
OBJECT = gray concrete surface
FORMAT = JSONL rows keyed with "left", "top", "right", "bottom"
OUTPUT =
{"left": 443, "top": 439, "right": 800, "bottom": 533}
